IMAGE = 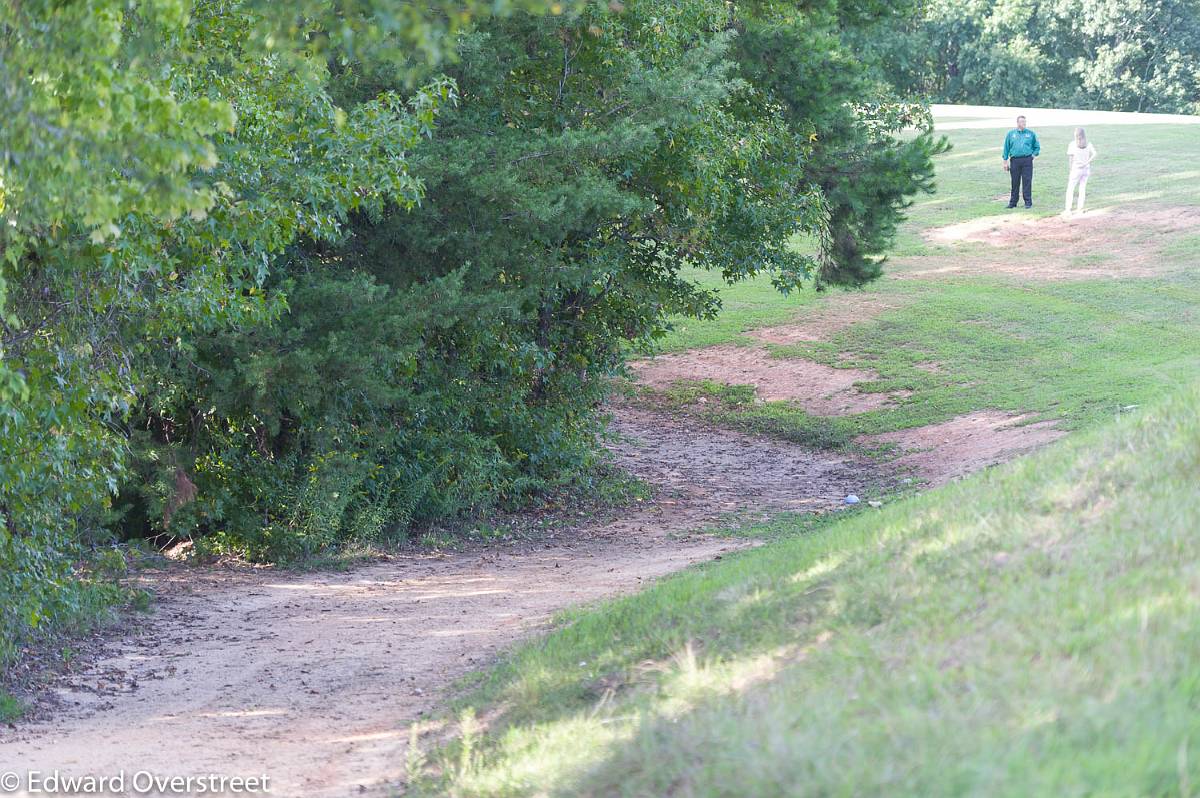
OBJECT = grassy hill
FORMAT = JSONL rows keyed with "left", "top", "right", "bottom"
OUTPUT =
{"left": 413, "top": 376, "right": 1200, "bottom": 798}
{"left": 408, "top": 109, "right": 1200, "bottom": 796}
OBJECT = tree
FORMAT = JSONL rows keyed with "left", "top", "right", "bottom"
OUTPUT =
{"left": 117, "top": 0, "right": 945, "bottom": 561}
{"left": 735, "top": 2, "right": 948, "bottom": 283}
{"left": 0, "top": 0, "right": 559, "bottom": 664}
{"left": 118, "top": 0, "right": 827, "bottom": 558}
{"left": 1063, "top": 0, "right": 1200, "bottom": 113}
{"left": 860, "top": 0, "right": 1200, "bottom": 113}
{"left": 1, "top": 0, "right": 943, "bottom": 663}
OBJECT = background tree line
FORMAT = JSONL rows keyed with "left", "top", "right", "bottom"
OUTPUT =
{"left": 0, "top": 0, "right": 943, "bottom": 665}
{"left": 857, "top": 0, "right": 1200, "bottom": 113}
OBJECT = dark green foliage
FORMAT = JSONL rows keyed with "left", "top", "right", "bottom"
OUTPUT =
{"left": 126, "top": 0, "right": 835, "bottom": 558}
{"left": 0, "top": 0, "right": 547, "bottom": 667}
{"left": 857, "top": 0, "right": 1200, "bottom": 114}
{"left": 733, "top": 8, "right": 949, "bottom": 284}
{"left": 2, "top": 0, "right": 941, "bottom": 662}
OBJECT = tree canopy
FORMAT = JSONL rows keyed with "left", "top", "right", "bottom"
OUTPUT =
{"left": 0, "top": 0, "right": 943, "bottom": 664}
{"left": 858, "top": 0, "right": 1200, "bottom": 113}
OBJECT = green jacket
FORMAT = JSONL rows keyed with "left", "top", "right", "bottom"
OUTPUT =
{"left": 1003, "top": 128, "right": 1041, "bottom": 160}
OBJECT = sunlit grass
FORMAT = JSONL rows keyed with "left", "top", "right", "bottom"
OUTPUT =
{"left": 412, "top": 381, "right": 1200, "bottom": 797}
{"left": 653, "top": 267, "right": 821, "bottom": 353}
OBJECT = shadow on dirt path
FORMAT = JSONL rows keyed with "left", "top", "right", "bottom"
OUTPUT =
{"left": 0, "top": 407, "right": 878, "bottom": 797}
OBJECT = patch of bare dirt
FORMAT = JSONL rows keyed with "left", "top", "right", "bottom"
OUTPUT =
{"left": 915, "top": 206, "right": 1200, "bottom": 281}
{"left": 608, "top": 406, "right": 875, "bottom": 515}
{"left": 748, "top": 295, "right": 902, "bottom": 345}
{"left": 630, "top": 346, "right": 903, "bottom": 415}
{"left": 1, "top": 407, "right": 877, "bottom": 798}
{"left": 858, "top": 410, "right": 1065, "bottom": 486}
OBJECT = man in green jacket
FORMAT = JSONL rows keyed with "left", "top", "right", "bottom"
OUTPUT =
{"left": 1002, "top": 115, "right": 1041, "bottom": 208}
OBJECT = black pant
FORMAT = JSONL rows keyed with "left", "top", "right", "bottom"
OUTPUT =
{"left": 1009, "top": 155, "right": 1033, "bottom": 206}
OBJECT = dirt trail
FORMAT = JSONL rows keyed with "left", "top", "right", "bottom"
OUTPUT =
{"left": 1, "top": 408, "right": 876, "bottom": 797}
{"left": 858, "top": 411, "right": 1065, "bottom": 485}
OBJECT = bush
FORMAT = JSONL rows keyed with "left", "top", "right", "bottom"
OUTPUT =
{"left": 1, "top": 0, "right": 942, "bottom": 662}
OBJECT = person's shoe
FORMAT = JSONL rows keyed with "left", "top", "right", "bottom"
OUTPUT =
{"left": 1025, "top": 203, "right": 1033, "bottom": 208}
{"left": 1006, "top": 204, "right": 1017, "bottom": 209}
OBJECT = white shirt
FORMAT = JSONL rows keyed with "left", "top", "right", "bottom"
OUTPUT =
{"left": 1067, "top": 142, "right": 1097, "bottom": 170}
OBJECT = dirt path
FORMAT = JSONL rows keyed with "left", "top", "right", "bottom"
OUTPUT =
{"left": 0, "top": 408, "right": 876, "bottom": 797}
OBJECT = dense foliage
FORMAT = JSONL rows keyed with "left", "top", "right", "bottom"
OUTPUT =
{"left": 1, "top": 0, "right": 554, "bottom": 664}
{"left": 1, "top": 0, "right": 941, "bottom": 664}
{"left": 857, "top": 0, "right": 1200, "bottom": 113}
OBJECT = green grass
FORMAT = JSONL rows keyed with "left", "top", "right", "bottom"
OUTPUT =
{"left": 0, "top": 690, "right": 23, "bottom": 722}
{"left": 411, "top": 380, "right": 1200, "bottom": 797}
{"left": 643, "top": 121, "right": 1200, "bottom": 446}
{"left": 639, "top": 379, "right": 864, "bottom": 450}
{"left": 654, "top": 267, "right": 822, "bottom": 353}
{"left": 644, "top": 273, "right": 1200, "bottom": 450}
{"left": 1162, "top": 232, "right": 1200, "bottom": 261}
{"left": 903, "top": 123, "right": 1200, "bottom": 231}
{"left": 785, "top": 276, "right": 1200, "bottom": 429}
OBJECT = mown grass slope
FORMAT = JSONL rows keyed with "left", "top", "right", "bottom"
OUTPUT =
{"left": 414, "top": 379, "right": 1200, "bottom": 797}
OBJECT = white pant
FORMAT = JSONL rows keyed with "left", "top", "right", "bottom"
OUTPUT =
{"left": 1066, "top": 166, "right": 1091, "bottom": 212}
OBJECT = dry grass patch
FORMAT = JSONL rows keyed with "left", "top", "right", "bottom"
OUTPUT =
{"left": 629, "top": 347, "right": 906, "bottom": 416}
{"left": 912, "top": 206, "right": 1200, "bottom": 281}
{"left": 859, "top": 410, "right": 1065, "bottom": 486}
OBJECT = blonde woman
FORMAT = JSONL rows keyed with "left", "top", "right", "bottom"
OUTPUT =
{"left": 1065, "top": 127, "right": 1097, "bottom": 214}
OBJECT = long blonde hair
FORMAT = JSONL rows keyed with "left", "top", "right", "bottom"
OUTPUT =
{"left": 1075, "top": 127, "right": 1088, "bottom": 148}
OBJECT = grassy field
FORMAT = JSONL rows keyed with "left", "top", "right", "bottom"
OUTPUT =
{"left": 651, "top": 121, "right": 1200, "bottom": 448}
{"left": 408, "top": 114, "right": 1200, "bottom": 796}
